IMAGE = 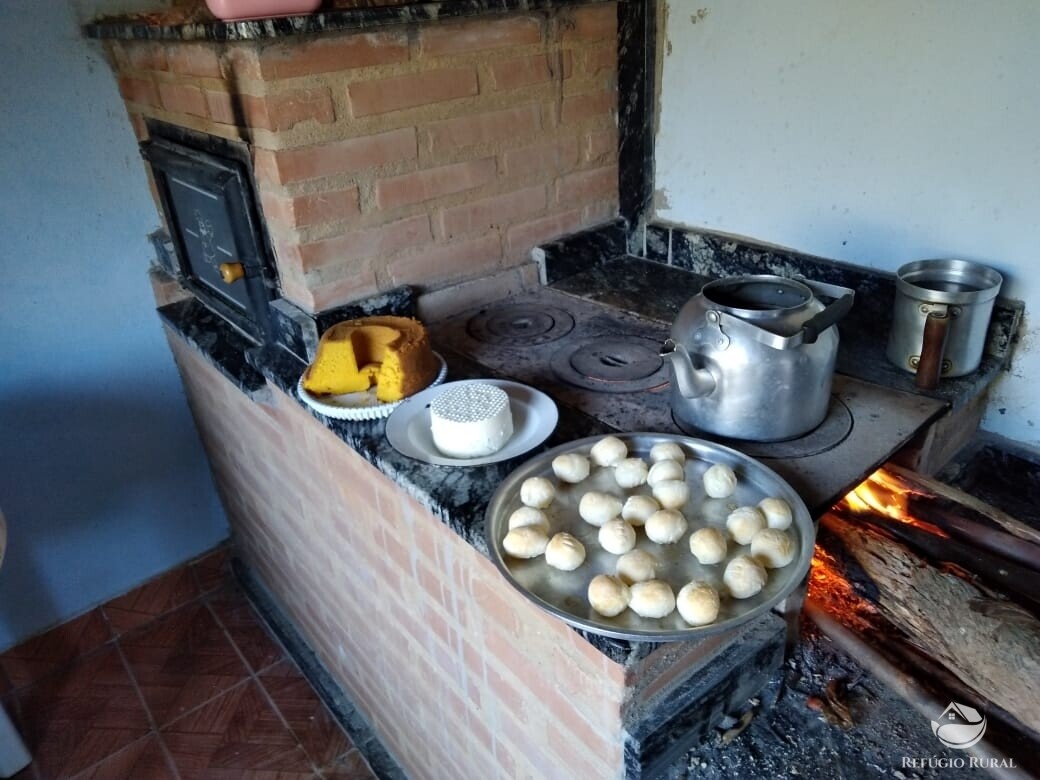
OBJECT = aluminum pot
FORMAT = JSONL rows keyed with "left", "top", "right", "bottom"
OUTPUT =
{"left": 660, "top": 275, "right": 854, "bottom": 441}
{"left": 886, "top": 259, "right": 1003, "bottom": 390}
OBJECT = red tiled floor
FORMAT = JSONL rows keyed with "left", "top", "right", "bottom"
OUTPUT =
{"left": 103, "top": 565, "right": 200, "bottom": 637}
{"left": 120, "top": 601, "right": 251, "bottom": 727}
{"left": 0, "top": 609, "right": 111, "bottom": 690}
{"left": 13, "top": 645, "right": 151, "bottom": 779}
{"left": 208, "top": 586, "right": 286, "bottom": 674}
{"left": 3, "top": 547, "right": 365, "bottom": 779}
{"left": 260, "top": 660, "right": 352, "bottom": 769}
{"left": 161, "top": 680, "right": 315, "bottom": 777}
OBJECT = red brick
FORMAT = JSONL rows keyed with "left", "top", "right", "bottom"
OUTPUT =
{"left": 347, "top": 67, "right": 478, "bottom": 117}
{"left": 584, "top": 127, "right": 617, "bottom": 163}
{"left": 158, "top": 82, "right": 208, "bottom": 118}
{"left": 501, "top": 136, "right": 579, "bottom": 176}
{"left": 253, "top": 128, "right": 417, "bottom": 184}
{"left": 561, "top": 90, "right": 616, "bottom": 124}
{"left": 260, "top": 187, "right": 360, "bottom": 230}
{"left": 387, "top": 234, "right": 502, "bottom": 286}
{"left": 167, "top": 43, "right": 222, "bottom": 78}
{"left": 296, "top": 214, "right": 431, "bottom": 272}
{"left": 242, "top": 32, "right": 409, "bottom": 80}
{"left": 126, "top": 42, "right": 168, "bottom": 72}
{"left": 489, "top": 50, "right": 573, "bottom": 91}
{"left": 426, "top": 105, "right": 540, "bottom": 154}
{"left": 204, "top": 89, "right": 236, "bottom": 125}
{"left": 556, "top": 164, "right": 617, "bottom": 204}
{"left": 583, "top": 44, "right": 617, "bottom": 77}
{"left": 420, "top": 15, "right": 542, "bottom": 56}
{"left": 437, "top": 186, "right": 546, "bottom": 239}
{"left": 505, "top": 209, "right": 585, "bottom": 254}
{"left": 375, "top": 158, "right": 497, "bottom": 210}
{"left": 247, "top": 87, "right": 335, "bottom": 131}
{"left": 563, "top": 3, "right": 618, "bottom": 41}
{"left": 118, "top": 76, "right": 160, "bottom": 108}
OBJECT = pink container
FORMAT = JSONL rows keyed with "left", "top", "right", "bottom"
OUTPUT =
{"left": 205, "top": 0, "right": 322, "bottom": 21}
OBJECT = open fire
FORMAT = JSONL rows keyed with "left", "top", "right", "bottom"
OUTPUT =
{"left": 806, "top": 464, "right": 1040, "bottom": 756}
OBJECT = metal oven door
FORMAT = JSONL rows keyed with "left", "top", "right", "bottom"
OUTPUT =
{"left": 142, "top": 135, "right": 274, "bottom": 340}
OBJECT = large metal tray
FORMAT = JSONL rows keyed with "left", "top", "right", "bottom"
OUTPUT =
{"left": 485, "top": 433, "right": 815, "bottom": 641}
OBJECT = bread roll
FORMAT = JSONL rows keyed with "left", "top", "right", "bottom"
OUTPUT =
{"left": 598, "top": 519, "right": 637, "bottom": 555}
{"left": 629, "top": 580, "right": 676, "bottom": 618}
{"left": 758, "top": 496, "right": 794, "bottom": 530}
{"left": 578, "top": 491, "right": 623, "bottom": 526}
{"left": 652, "top": 479, "right": 690, "bottom": 510}
{"left": 552, "top": 453, "right": 590, "bottom": 483}
{"left": 507, "top": 506, "right": 549, "bottom": 533}
{"left": 649, "top": 441, "right": 686, "bottom": 465}
{"left": 676, "top": 582, "right": 720, "bottom": 626}
{"left": 621, "top": 494, "right": 660, "bottom": 527}
{"left": 750, "top": 528, "right": 795, "bottom": 569}
{"left": 502, "top": 526, "right": 549, "bottom": 559}
{"left": 647, "top": 459, "right": 685, "bottom": 487}
{"left": 616, "top": 549, "right": 659, "bottom": 584}
{"left": 545, "top": 532, "right": 586, "bottom": 570}
{"left": 520, "top": 477, "right": 556, "bottom": 509}
{"left": 614, "top": 458, "right": 649, "bottom": 489}
{"left": 726, "top": 506, "right": 766, "bottom": 545}
{"left": 703, "top": 463, "right": 737, "bottom": 498}
{"left": 723, "top": 555, "right": 767, "bottom": 599}
{"left": 645, "top": 508, "right": 688, "bottom": 544}
{"left": 688, "top": 527, "right": 728, "bottom": 565}
{"left": 590, "top": 435, "right": 628, "bottom": 467}
{"left": 588, "top": 574, "right": 630, "bottom": 617}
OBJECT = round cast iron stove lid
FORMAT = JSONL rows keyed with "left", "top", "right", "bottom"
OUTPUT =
{"left": 672, "top": 396, "right": 854, "bottom": 459}
{"left": 551, "top": 335, "right": 668, "bottom": 393}
{"left": 466, "top": 304, "right": 575, "bottom": 347}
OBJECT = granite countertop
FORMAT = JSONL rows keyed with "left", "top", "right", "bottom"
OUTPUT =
{"left": 157, "top": 250, "right": 1014, "bottom": 662}
{"left": 83, "top": 0, "right": 611, "bottom": 42}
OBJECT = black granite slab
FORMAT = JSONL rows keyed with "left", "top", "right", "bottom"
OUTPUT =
{"left": 83, "top": 0, "right": 611, "bottom": 42}
{"left": 538, "top": 218, "right": 628, "bottom": 284}
{"left": 617, "top": 0, "right": 655, "bottom": 225}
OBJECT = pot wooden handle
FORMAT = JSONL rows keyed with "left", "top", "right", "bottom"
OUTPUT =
{"left": 915, "top": 309, "right": 950, "bottom": 390}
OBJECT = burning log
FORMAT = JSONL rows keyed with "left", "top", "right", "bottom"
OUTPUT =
{"left": 811, "top": 466, "right": 1040, "bottom": 740}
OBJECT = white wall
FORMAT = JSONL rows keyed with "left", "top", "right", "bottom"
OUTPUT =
{"left": 654, "top": 0, "right": 1038, "bottom": 446}
{"left": 0, "top": 0, "right": 227, "bottom": 650}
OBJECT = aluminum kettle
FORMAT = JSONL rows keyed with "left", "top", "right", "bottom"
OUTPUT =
{"left": 660, "top": 275, "right": 854, "bottom": 441}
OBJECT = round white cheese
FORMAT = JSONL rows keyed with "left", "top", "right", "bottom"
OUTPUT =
{"left": 430, "top": 383, "right": 514, "bottom": 458}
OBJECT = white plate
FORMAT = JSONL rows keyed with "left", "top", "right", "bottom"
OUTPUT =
{"left": 297, "top": 353, "right": 447, "bottom": 421}
{"left": 385, "top": 380, "right": 559, "bottom": 466}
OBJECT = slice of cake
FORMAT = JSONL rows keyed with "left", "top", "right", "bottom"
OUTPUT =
{"left": 430, "top": 383, "right": 514, "bottom": 458}
{"left": 302, "top": 315, "right": 439, "bottom": 403}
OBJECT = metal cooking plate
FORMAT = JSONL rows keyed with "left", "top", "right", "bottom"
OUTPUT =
{"left": 485, "top": 433, "right": 815, "bottom": 642}
{"left": 466, "top": 304, "right": 575, "bottom": 347}
{"left": 551, "top": 336, "right": 668, "bottom": 393}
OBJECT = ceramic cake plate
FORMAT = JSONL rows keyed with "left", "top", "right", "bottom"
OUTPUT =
{"left": 385, "top": 379, "right": 559, "bottom": 467}
{"left": 297, "top": 352, "right": 447, "bottom": 421}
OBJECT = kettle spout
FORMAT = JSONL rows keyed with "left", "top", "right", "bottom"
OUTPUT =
{"left": 660, "top": 339, "right": 716, "bottom": 398}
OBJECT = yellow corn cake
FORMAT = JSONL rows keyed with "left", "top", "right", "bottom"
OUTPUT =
{"left": 302, "top": 315, "right": 438, "bottom": 402}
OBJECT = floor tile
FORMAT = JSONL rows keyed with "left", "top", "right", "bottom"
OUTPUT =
{"left": 191, "top": 545, "right": 232, "bottom": 595}
{"left": 321, "top": 749, "right": 377, "bottom": 779}
{"left": 0, "top": 609, "right": 111, "bottom": 690}
{"left": 260, "top": 660, "right": 353, "bottom": 768}
{"left": 13, "top": 645, "right": 150, "bottom": 779}
{"left": 162, "top": 680, "right": 314, "bottom": 778}
{"left": 69, "top": 733, "right": 177, "bottom": 780}
{"left": 103, "top": 565, "right": 200, "bottom": 637}
{"left": 119, "top": 602, "right": 250, "bottom": 727}
{"left": 208, "top": 586, "right": 285, "bottom": 674}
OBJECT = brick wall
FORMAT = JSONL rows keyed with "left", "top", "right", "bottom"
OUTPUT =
{"left": 109, "top": 3, "right": 619, "bottom": 314}
{"left": 166, "top": 329, "right": 634, "bottom": 779}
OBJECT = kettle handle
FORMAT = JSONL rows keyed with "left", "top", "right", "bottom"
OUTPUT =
{"left": 797, "top": 280, "right": 856, "bottom": 345}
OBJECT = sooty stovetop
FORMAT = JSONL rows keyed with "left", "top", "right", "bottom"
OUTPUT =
{"left": 432, "top": 287, "right": 948, "bottom": 515}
